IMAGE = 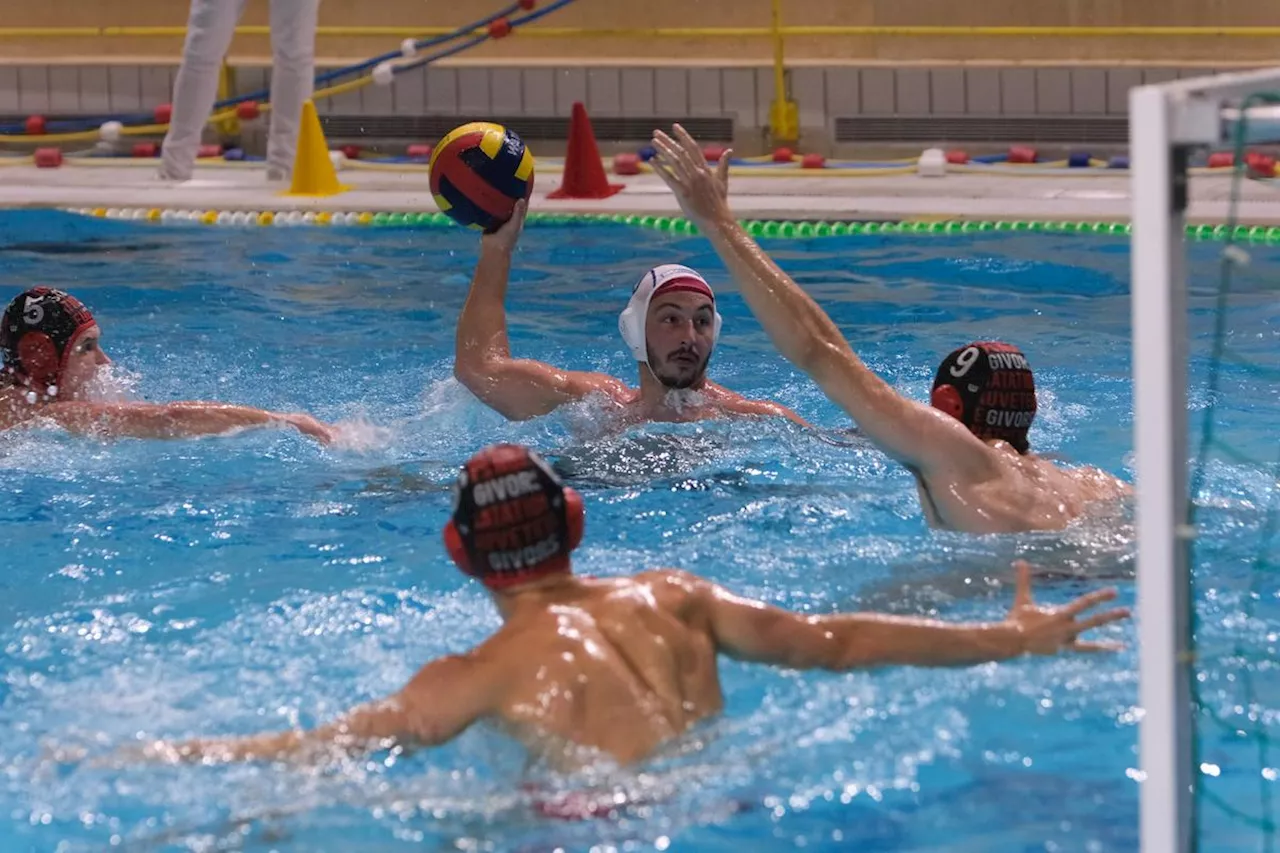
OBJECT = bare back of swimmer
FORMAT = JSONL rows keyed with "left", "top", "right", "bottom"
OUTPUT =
{"left": 126, "top": 444, "right": 1130, "bottom": 770}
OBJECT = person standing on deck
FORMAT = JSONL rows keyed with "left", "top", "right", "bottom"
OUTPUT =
{"left": 159, "top": 0, "right": 321, "bottom": 183}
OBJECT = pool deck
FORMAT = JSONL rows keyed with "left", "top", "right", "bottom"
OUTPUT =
{"left": 3, "top": 159, "right": 1280, "bottom": 224}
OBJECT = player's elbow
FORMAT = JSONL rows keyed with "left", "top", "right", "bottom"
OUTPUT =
{"left": 491, "top": 402, "right": 540, "bottom": 422}
{"left": 452, "top": 354, "right": 499, "bottom": 401}
{"left": 453, "top": 326, "right": 504, "bottom": 378}
{"left": 453, "top": 366, "right": 541, "bottom": 422}
{"left": 452, "top": 355, "right": 480, "bottom": 389}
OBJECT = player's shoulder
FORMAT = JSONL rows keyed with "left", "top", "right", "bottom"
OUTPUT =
{"left": 634, "top": 567, "right": 711, "bottom": 605}
{"left": 631, "top": 568, "right": 711, "bottom": 622}
{"left": 697, "top": 380, "right": 741, "bottom": 401}
{"left": 573, "top": 370, "right": 634, "bottom": 401}
{"left": 0, "top": 387, "right": 34, "bottom": 429}
{"left": 635, "top": 566, "right": 702, "bottom": 585}
{"left": 701, "top": 382, "right": 787, "bottom": 414}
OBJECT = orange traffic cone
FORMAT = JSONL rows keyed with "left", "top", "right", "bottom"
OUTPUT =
{"left": 549, "top": 102, "right": 624, "bottom": 199}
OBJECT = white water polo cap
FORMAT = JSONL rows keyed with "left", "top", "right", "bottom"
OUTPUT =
{"left": 618, "top": 264, "right": 723, "bottom": 364}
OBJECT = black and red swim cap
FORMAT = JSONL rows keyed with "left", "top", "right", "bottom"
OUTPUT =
{"left": 930, "top": 341, "right": 1037, "bottom": 454}
{"left": 444, "top": 444, "right": 584, "bottom": 590}
{"left": 0, "top": 287, "right": 97, "bottom": 392}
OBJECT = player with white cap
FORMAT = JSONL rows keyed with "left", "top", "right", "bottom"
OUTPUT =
{"left": 453, "top": 200, "right": 807, "bottom": 426}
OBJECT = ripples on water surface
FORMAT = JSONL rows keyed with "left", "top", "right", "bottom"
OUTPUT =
{"left": 0, "top": 211, "right": 1275, "bottom": 851}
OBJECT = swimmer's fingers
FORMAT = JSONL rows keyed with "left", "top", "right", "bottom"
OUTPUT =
{"left": 655, "top": 128, "right": 734, "bottom": 220}
{"left": 648, "top": 150, "right": 679, "bottom": 189}
{"left": 652, "top": 127, "right": 686, "bottom": 163}
{"left": 716, "top": 149, "right": 733, "bottom": 193}
{"left": 1071, "top": 606, "right": 1131, "bottom": 635}
{"left": 648, "top": 149, "right": 684, "bottom": 191}
{"left": 1060, "top": 587, "right": 1118, "bottom": 618}
{"left": 507, "top": 198, "right": 529, "bottom": 235}
{"left": 672, "top": 123, "right": 704, "bottom": 161}
{"left": 653, "top": 146, "right": 698, "bottom": 197}
{"left": 660, "top": 126, "right": 704, "bottom": 177}
{"left": 649, "top": 132, "right": 676, "bottom": 170}
{"left": 673, "top": 123, "right": 733, "bottom": 193}
{"left": 510, "top": 197, "right": 528, "bottom": 223}
{"left": 1068, "top": 639, "right": 1125, "bottom": 654}
{"left": 483, "top": 198, "right": 527, "bottom": 250}
{"left": 652, "top": 133, "right": 694, "bottom": 183}
{"left": 497, "top": 198, "right": 528, "bottom": 235}
{"left": 651, "top": 128, "right": 678, "bottom": 159}
{"left": 284, "top": 414, "right": 337, "bottom": 445}
{"left": 1012, "top": 560, "right": 1034, "bottom": 610}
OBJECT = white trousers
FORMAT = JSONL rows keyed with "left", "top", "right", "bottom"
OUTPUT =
{"left": 161, "top": 0, "right": 320, "bottom": 180}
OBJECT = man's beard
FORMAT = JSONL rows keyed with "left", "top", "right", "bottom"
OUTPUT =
{"left": 649, "top": 348, "right": 711, "bottom": 389}
{"left": 657, "top": 368, "right": 702, "bottom": 390}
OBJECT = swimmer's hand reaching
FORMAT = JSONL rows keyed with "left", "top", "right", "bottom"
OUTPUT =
{"left": 1002, "top": 560, "right": 1127, "bottom": 654}
{"left": 276, "top": 412, "right": 339, "bottom": 445}
{"left": 649, "top": 125, "right": 733, "bottom": 228}
{"left": 84, "top": 557, "right": 1127, "bottom": 771}
{"left": 704, "top": 559, "right": 1128, "bottom": 669}
{"left": 107, "top": 658, "right": 486, "bottom": 767}
{"left": 30, "top": 401, "right": 340, "bottom": 445}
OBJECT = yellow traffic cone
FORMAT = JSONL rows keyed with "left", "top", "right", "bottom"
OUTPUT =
{"left": 285, "top": 99, "right": 348, "bottom": 197}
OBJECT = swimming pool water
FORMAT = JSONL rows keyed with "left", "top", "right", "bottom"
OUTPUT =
{"left": 0, "top": 210, "right": 1276, "bottom": 852}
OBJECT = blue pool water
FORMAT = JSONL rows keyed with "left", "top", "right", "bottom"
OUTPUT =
{"left": 0, "top": 210, "right": 1276, "bottom": 852}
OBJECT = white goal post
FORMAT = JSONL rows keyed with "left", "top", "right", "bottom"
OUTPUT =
{"left": 1130, "top": 66, "right": 1280, "bottom": 853}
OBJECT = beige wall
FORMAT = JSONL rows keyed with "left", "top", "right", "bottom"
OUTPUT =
{"left": 3, "top": 0, "right": 1280, "bottom": 64}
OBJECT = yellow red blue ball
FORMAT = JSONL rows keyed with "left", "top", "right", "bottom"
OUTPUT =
{"left": 427, "top": 122, "right": 535, "bottom": 231}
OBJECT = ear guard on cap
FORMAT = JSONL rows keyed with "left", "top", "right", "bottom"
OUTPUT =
{"left": 444, "top": 485, "right": 585, "bottom": 578}
{"left": 16, "top": 333, "right": 60, "bottom": 386}
{"left": 443, "top": 517, "right": 471, "bottom": 575}
{"left": 619, "top": 264, "right": 722, "bottom": 364}
{"left": 930, "top": 384, "right": 965, "bottom": 421}
{"left": 930, "top": 341, "right": 1037, "bottom": 454}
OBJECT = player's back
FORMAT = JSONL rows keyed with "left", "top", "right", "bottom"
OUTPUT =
{"left": 919, "top": 442, "right": 1130, "bottom": 533}
{"left": 481, "top": 574, "right": 723, "bottom": 766}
